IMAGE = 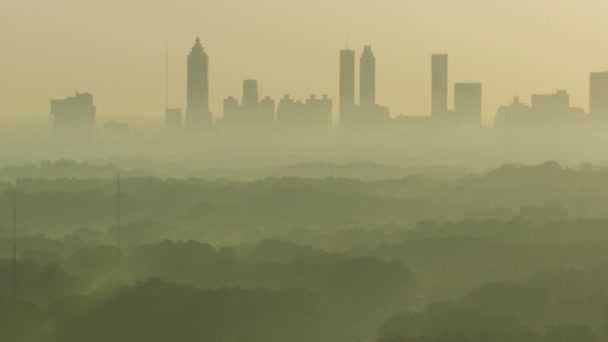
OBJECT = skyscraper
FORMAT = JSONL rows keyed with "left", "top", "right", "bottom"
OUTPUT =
{"left": 222, "top": 96, "right": 241, "bottom": 129}
{"left": 432, "top": 54, "right": 448, "bottom": 117}
{"left": 590, "top": 71, "right": 608, "bottom": 117}
{"left": 454, "top": 83, "right": 482, "bottom": 125}
{"left": 259, "top": 96, "right": 276, "bottom": 127}
{"left": 242, "top": 80, "right": 259, "bottom": 111}
{"left": 340, "top": 49, "right": 355, "bottom": 123}
{"left": 186, "top": 37, "right": 211, "bottom": 129}
{"left": 51, "top": 92, "right": 96, "bottom": 136}
{"left": 531, "top": 90, "right": 570, "bottom": 112}
{"left": 360, "top": 45, "right": 376, "bottom": 108}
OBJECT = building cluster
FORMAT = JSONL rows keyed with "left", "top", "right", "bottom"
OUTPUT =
{"left": 339, "top": 45, "right": 390, "bottom": 130}
{"left": 218, "top": 80, "right": 331, "bottom": 134}
{"left": 49, "top": 37, "right": 608, "bottom": 138}
{"left": 495, "top": 90, "right": 585, "bottom": 128}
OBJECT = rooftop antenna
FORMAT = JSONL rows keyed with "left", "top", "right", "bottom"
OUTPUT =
{"left": 11, "top": 189, "right": 17, "bottom": 298}
{"left": 116, "top": 172, "right": 121, "bottom": 284}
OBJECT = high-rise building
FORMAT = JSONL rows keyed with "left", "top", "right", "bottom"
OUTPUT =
{"left": 165, "top": 108, "right": 183, "bottom": 130}
{"left": 259, "top": 96, "right": 276, "bottom": 127}
{"left": 531, "top": 90, "right": 570, "bottom": 112}
{"left": 186, "top": 37, "right": 211, "bottom": 129}
{"left": 590, "top": 71, "right": 608, "bottom": 117}
{"left": 276, "top": 94, "right": 332, "bottom": 134}
{"left": 360, "top": 45, "right": 376, "bottom": 108}
{"left": 340, "top": 49, "right": 355, "bottom": 123}
{"left": 432, "top": 54, "right": 448, "bottom": 117}
{"left": 222, "top": 80, "right": 275, "bottom": 132}
{"left": 51, "top": 92, "right": 96, "bottom": 136}
{"left": 242, "top": 80, "right": 259, "bottom": 111}
{"left": 222, "top": 96, "right": 241, "bottom": 129}
{"left": 454, "top": 83, "right": 482, "bottom": 125}
{"left": 497, "top": 90, "right": 584, "bottom": 127}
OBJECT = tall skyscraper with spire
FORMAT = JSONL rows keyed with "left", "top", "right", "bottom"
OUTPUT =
{"left": 186, "top": 37, "right": 211, "bottom": 129}
{"left": 340, "top": 48, "right": 355, "bottom": 125}
{"left": 360, "top": 45, "right": 376, "bottom": 108}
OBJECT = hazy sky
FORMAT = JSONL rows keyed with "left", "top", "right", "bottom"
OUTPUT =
{"left": 2, "top": 0, "right": 607, "bottom": 124}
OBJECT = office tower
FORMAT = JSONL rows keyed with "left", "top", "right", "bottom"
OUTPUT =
{"left": 276, "top": 94, "right": 332, "bottom": 133}
{"left": 276, "top": 95, "right": 297, "bottom": 127}
{"left": 360, "top": 45, "right": 376, "bottom": 107}
{"left": 242, "top": 80, "right": 259, "bottom": 111}
{"left": 340, "top": 49, "right": 355, "bottom": 121}
{"left": 454, "top": 83, "right": 482, "bottom": 125}
{"left": 307, "top": 94, "right": 333, "bottom": 132}
{"left": 260, "top": 96, "right": 276, "bottom": 126}
{"left": 223, "top": 96, "right": 241, "bottom": 127}
{"left": 165, "top": 108, "right": 183, "bottom": 130}
{"left": 432, "top": 54, "right": 448, "bottom": 117}
{"left": 50, "top": 92, "right": 96, "bottom": 135}
{"left": 590, "top": 72, "right": 608, "bottom": 116}
{"left": 186, "top": 37, "right": 211, "bottom": 129}
{"left": 531, "top": 90, "right": 570, "bottom": 112}
{"left": 527, "top": 90, "right": 583, "bottom": 126}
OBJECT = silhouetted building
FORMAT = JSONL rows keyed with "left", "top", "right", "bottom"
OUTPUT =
{"left": 494, "top": 96, "right": 531, "bottom": 128}
{"left": 454, "top": 83, "right": 482, "bottom": 125}
{"left": 51, "top": 92, "right": 96, "bottom": 136}
{"left": 242, "top": 80, "right": 259, "bottom": 111}
{"left": 339, "top": 45, "right": 390, "bottom": 131}
{"left": 276, "top": 95, "right": 331, "bottom": 134}
{"left": 495, "top": 91, "right": 585, "bottom": 128}
{"left": 590, "top": 71, "right": 608, "bottom": 117}
{"left": 259, "top": 96, "right": 276, "bottom": 127}
{"left": 340, "top": 49, "right": 356, "bottom": 125}
{"left": 186, "top": 37, "right": 211, "bottom": 129}
{"left": 360, "top": 46, "right": 376, "bottom": 108}
{"left": 532, "top": 90, "right": 570, "bottom": 111}
{"left": 432, "top": 54, "right": 448, "bottom": 117}
{"left": 221, "top": 80, "right": 275, "bottom": 132}
{"left": 165, "top": 108, "right": 183, "bottom": 130}
{"left": 222, "top": 96, "right": 241, "bottom": 130}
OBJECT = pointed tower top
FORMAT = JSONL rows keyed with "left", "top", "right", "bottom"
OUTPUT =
{"left": 190, "top": 37, "right": 205, "bottom": 56}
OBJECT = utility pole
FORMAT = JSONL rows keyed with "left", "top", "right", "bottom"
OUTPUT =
{"left": 116, "top": 172, "right": 121, "bottom": 284}
{"left": 11, "top": 189, "right": 17, "bottom": 298}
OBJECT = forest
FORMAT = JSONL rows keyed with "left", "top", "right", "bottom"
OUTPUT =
{"left": 2, "top": 161, "right": 608, "bottom": 341}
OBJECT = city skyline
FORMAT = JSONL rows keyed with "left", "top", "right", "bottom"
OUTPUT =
{"left": 3, "top": 0, "right": 608, "bottom": 124}
{"left": 28, "top": 40, "right": 608, "bottom": 127}
{"left": 47, "top": 37, "right": 608, "bottom": 133}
